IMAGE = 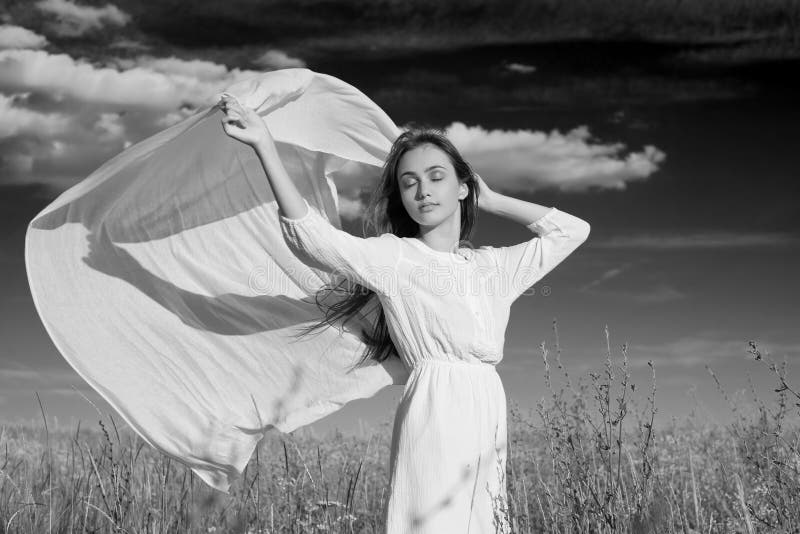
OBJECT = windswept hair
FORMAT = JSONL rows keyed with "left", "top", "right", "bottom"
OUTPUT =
{"left": 292, "top": 125, "right": 482, "bottom": 367}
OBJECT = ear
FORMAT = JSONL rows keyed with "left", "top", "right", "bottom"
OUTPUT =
{"left": 458, "top": 182, "right": 468, "bottom": 200}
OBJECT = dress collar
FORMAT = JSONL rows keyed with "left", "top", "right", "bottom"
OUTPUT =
{"left": 405, "top": 237, "right": 474, "bottom": 262}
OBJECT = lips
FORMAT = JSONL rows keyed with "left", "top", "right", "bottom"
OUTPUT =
{"left": 419, "top": 202, "right": 438, "bottom": 209}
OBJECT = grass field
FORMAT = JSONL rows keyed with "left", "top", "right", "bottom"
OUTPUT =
{"left": 2, "top": 331, "right": 798, "bottom": 533}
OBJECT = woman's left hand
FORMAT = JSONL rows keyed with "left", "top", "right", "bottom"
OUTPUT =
{"left": 473, "top": 172, "right": 497, "bottom": 210}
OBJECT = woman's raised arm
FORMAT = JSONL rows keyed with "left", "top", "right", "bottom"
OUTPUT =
{"left": 474, "top": 177, "right": 591, "bottom": 303}
{"left": 219, "top": 93, "right": 308, "bottom": 220}
{"left": 218, "top": 93, "right": 400, "bottom": 295}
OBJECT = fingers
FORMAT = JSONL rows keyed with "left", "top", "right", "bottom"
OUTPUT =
{"left": 219, "top": 93, "right": 242, "bottom": 111}
{"left": 219, "top": 94, "right": 252, "bottom": 129}
{"left": 222, "top": 116, "right": 244, "bottom": 130}
{"left": 218, "top": 94, "right": 245, "bottom": 128}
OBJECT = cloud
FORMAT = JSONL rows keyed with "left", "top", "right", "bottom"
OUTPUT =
{"left": 0, "top": 89, "right": 133, "bottom": 187}
{"left": 0, "top": 92, "right": 72, "bottom": 139}
{"left": 576, "top": 261, "right": 687, "bottom": 302}
{"left": 35, "top": 0, "right": 131, "bottom": 37}
{"left": 0, "top": 150, "right": 35, "bottom": 174}
{"left": 0, "top": 24, "right": 49, "bottom": 50}
{"left": 608, "top": 109, "right": 650, "bottom": 130}
{"left": 446, "top": 122, "right": 666, "bottom": 193}
{"left": 0, "top": 43, "right": 665, "bottom": 201}
{"left": 337, "top": 120, "right": 663, "bottom": 218}
{"left": 591, "top": 232, "right": 800, "bottom": 249}
{"left": 336, "top": 195, "right": 368, "bottom": 222}
{"left": 579, "top": 265, "right": 629, "bottom": 291}
{"left": 0, "top": 49, "right": 265, "bottom": 110}
{"left": 115, "top": 55, "right": 235, "bottom": 82}
{"left": 1, "top": 45, "right": 666, "bottom": 198}
{"left": 0, "top": 48, "right": 306, "bottom": 188}
{"left": 672, "top": 42, "right": 800, "bottom": 66}
{"left": 93, "top": 111, "right": 125, "bottom": 141}
{"left": 254, "top": 49, "right": 307, "bottom": 69}
{"left": 108, "top": 38, "right": 150, "bottom": 51}
{"left": 505, "top": 62, "right": 536, "bottom": 74}
{"left": 121, "top": 0, "right": 793, "bottom": 63}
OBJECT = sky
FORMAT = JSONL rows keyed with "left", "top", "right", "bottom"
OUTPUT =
{"left": 1, "top": 0, "right": 799, "bottom": 439}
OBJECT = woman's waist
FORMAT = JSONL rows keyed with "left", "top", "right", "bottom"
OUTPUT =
{"left": 409, "top": 357, "right": 499, "bottom": 372}
{"left": 400, "top": 357, "right": 505, "bottom": 398}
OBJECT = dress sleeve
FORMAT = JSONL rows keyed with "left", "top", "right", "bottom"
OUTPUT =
{"left": 279, "top": 198, "right": 400, "bottom": 295}
{"left": 488, "top": 207, "right": 591, "bottom": 303}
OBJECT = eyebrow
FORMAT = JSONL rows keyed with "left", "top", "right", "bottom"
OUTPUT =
{"left": 399, "top": 165, "right": 445, "bottom": 179}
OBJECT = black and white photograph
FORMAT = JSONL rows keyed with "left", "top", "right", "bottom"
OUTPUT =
{"left": 1, "top": 0, "right": 799, "bottom": 532}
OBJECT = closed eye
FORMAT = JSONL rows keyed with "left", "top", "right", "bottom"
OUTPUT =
{"left": 404, "top": 179, "right": 442, "bottom": 190}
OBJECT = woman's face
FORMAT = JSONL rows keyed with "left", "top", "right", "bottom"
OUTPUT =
{"left": 396, "top": 144, "right": 468, "bottom": 229}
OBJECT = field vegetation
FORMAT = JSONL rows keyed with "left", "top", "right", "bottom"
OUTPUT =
{"left": 2, "top": 325, "right": 798, "bottom": 533}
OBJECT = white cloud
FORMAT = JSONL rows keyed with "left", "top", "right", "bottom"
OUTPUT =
{"left": 0, "top": 89, "right": 129, "bottom": 185}
{"left": 505, "top": 62, "right": 536, "bottom": 74}
{"left": 331, "top": 122, "right": 666, "bottom": 217}
{"left": 35, "top": 0, "right": 131, "bottom": 37}
{"left": 0, "top": 46, "right": 664, "bottom": 201}
{"left": 118, "top": 55, "right": 232, "bottom": 81}
{"left": 0, "top": 49, "right": 269, "bottom": 187}
{"left": 93, "top": 111, "right": 125, "bottom": 141}
{"left": 0, "top": 49, "right": 264, "bottom": 110}
{"left": 0, "top": 92, "right": 72, "bottom": 139}
{"left": 0, "top": 24, "right": 49, "bottom": 50}
{"left": 336, "top": 195, "right": 368, "bottom": 222}
{"left": 154, "top": 110, "right": 191, "bottom": 128}
{"left": 591, "top": 232, "right": 800, "bottom": 249}
{"left": 253, "top": 49, "right": 307, "bottom": 69}
{"left": 445, "top": 122, "right": 666, "bottom": 193}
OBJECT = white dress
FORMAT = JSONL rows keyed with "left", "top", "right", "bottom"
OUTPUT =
{"left": 279, "top": 197, "right": 590, "bottom": 533}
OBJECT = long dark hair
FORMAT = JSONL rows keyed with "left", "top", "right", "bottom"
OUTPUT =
{"left": 292, "top": 125, "right": 481, "bottom": 367}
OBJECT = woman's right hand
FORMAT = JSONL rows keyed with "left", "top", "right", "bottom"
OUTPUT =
{"left": 219, "top": 93, "right": 273, "bottom": 148}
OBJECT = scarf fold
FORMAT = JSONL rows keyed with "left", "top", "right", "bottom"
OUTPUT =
{"left": 25, "top": 68, "right": 410, "bottom": 493}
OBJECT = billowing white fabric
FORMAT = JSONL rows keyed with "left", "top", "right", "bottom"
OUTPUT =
{"left": 24, "top": 68, "right": 411, "bottom": 493}
{"left": 25, "top": 64, "right": 592, "bottom": 531}
{"left": 279, "top": 197, "right": 591, "bottom": 533}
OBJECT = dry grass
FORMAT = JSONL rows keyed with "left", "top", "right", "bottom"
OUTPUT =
{"left": 2, "top": 325, "right": 798, "bottom": 533}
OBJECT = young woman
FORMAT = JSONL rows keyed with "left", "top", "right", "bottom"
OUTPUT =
{"left": 219, "top": 92, "right": 591, "bottom": 533}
